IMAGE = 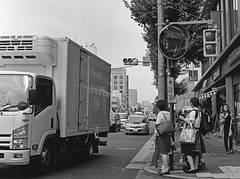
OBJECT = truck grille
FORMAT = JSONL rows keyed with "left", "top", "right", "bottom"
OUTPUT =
{"left": 0, "top": 134, "right": 11, "bottom": 150}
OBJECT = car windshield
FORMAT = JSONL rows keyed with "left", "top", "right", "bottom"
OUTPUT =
{"left": 128, "top": 116, "right": 146, "bottom": 123}
{"left": 0, "top": 74, "right": 32, "bottom": 111}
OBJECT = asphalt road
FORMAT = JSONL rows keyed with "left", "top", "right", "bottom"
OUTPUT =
{"left": 0, "top": 122, "right": 156, "bottom": 179}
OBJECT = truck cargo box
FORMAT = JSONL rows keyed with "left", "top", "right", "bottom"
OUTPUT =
{"left": 54, "top": 38, "right": 111, "bottom": 137}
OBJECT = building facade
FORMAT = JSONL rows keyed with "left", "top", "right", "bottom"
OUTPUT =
{"left": 192, "top": 0, "right": 240, "bottom": 134}
{"left": 129, "top": 89, "right": 137, "bottom": 107}
{"left": 111, "top": 68, "right": 128, "bottom": 111}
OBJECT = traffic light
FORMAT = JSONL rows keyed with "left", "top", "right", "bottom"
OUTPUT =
{"left": 203, "top": 29, "right": 218, "bottom": 57}
{"left": 123, "top": 58, "right": 138, "bottom": 65}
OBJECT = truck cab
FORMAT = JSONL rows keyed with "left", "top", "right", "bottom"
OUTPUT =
{"left": 0, "top": 72, "right": 57, "bottom": 167}
{"left": 0, "top": 35, "right": 110, "bottom": 173}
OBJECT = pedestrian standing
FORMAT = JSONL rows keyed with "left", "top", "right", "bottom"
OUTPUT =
{"left": 179, "top": 97, "right": 206, "bottom": 173}
{"left": 219, "top": 106, "right": 225, "bottom": 138}
{"left": 220, "top": 104, "right": 233, "bottom": 154}
{"left": 154, "top": 99, "right": 171, "bottom": 176}
{"left": 203, "top": 108, "right": 211, "bottom": 139}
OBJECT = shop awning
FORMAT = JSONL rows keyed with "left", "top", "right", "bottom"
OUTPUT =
{"left": 199, "top": 88, "right": 218, "bottom": 100}
{"left": 198, "top": 85, "right": 225, "bottom": 100}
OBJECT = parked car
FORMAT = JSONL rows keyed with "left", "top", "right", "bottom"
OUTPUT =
{"left": 125, "top": 115, "right": 150, "bottom": 135}
{"left": 119, "top": 112, "right": 128, "bottom": 129}
{"left": 109, "top": 111, "right": 121, "bottom": 132}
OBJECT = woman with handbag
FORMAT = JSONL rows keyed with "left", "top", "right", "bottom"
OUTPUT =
{"left": 155, "top": 100, "right": 171, "bottom": 176}
{"left": 221, "top": 104, "right": 233, "bottom": 154}
{"left": 178, "top": 97, "right": 205, "bottom": 173}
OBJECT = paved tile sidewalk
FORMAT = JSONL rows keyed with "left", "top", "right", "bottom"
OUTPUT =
{"left": 144, "top": 131, "right": 240, "bottom": 179}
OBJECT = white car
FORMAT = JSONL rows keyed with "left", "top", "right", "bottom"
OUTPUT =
{"left": 125, "top": 115, "right": 150, "bottom": 135}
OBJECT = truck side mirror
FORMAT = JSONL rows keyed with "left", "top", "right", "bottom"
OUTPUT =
{"left": 29, "top": 89, "right": 37, "bottom": 105}
{"left": 17, "top": 101, "right": 28, "bottom": 110}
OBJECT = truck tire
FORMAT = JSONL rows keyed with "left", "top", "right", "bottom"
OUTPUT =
{"left": 86, "top": 138, "right": 94, "bottom": 157}
{"left": 39, "top": 142, "right": 54, "bottom": 173}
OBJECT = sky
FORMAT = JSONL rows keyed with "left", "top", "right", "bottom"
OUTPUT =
{"left": 0, "top": 0, "right": 158, "bottom": 103}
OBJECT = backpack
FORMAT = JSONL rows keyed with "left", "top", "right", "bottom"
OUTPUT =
{"left": 199, "top": 112, "right": 211, "bottom": 136}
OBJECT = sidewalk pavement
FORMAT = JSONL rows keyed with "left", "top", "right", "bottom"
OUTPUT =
{"left": 143, "top": 131, "right": 240, "bottom": 179}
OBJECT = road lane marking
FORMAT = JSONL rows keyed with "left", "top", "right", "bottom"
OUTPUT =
{"left": 116, "top": 148, "right": 136, "bottom": 150}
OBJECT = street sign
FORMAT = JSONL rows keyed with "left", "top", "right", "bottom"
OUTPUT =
{"left": 142, "top": 56, "right": 151, "bottom": 66}
{"left": 167, "top": 77, "right": 174, "bottom": 103}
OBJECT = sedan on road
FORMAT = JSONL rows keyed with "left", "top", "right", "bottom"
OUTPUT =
{"left": 125, "top": 115, "right": 150, "bottom": 135}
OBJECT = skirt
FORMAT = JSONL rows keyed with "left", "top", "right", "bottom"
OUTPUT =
{"left": 155, "top": 134, "right": 171, "bottom": 155}
{"left": 181, "top": 130, "right": 206, "bottom": 156}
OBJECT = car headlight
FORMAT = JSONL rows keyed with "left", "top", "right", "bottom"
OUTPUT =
{"left": 140, "top": 125, "right": 146, "bottom": 129}
{"left": 125, "top": 124, "right": 130, "bottom": 129}
{"left": 13, "top": 125, "right": 29, "bottom": 149}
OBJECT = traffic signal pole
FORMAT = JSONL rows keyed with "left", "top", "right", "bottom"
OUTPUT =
{"left": 157, "top": 0, "right": 165, "bottom": 100}
{"left": 157, "top": 0, "right": 174, "bottom": 171}
{"left": 153, "top": 0, "right": 169, "bottom": 170}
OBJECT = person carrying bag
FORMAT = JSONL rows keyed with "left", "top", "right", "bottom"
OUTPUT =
{"left": 178, "top": 97, "right": 206, "bottom": 173}
{"left": 154, "top": 100, "right": 172, "bottom": 176}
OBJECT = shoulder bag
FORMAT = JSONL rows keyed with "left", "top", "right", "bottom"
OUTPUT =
{"left": 178, "top": 123, "right": 196, "bottom": 144}
{"left": 155, "top": 112, "right": 174, "bottom": 135}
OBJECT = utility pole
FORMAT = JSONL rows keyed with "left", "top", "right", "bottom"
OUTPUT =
{"left": 157, "top": 0, "right": 174, "bottom": 171}
{"left": 157, "top": 0, "right": 165, "bottom": 100}
{"left": 153, "top": 0, "right": 167, "bottom": 170}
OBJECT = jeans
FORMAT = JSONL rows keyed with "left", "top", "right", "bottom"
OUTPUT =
{"left": 224, "top": 134, "right": 233, "bottom": 151}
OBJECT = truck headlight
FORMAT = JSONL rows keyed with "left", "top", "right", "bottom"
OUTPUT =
{"left": 13, "top": 125, "right": 29, "bottom": 149}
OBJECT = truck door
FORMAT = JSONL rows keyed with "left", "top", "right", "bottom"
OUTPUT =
{"left": 78, "top": 51, "right": 89, "bottom": 131}
{"left": 31, "top": 77, "right": 55, "bottom": 155}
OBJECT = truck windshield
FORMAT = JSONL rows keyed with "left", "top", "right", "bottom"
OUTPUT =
{"left": 0, "top": 74, "right": 32, "bottom": 111}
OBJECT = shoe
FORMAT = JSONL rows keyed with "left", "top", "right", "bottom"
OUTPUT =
{"left": 185, "top": 169, "right": 197, "bottom": 173}
{"left": 158, "top": 170, "right": 170, "bottom": 175}
{"left": 230, "top": 150, "right": 234, "bottom": 154}
{"left": 226, "top": 150, "right": 230, "bottom": 154}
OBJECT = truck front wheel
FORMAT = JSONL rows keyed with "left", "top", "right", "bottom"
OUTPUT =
{"left": 39, "top": 142, "right": 54, "bottom": 173}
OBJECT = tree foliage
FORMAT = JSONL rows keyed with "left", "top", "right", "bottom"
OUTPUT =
{"left": 123, "top": 0, "right": 210, "bottom": 96}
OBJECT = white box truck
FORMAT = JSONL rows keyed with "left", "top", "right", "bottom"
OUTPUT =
{"left": 0, "top": 35, "right": 110, "bottom": 172}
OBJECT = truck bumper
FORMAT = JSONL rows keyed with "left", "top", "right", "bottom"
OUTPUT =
{"left": 0, "top": 149, "right": 30, "bottom": 165}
